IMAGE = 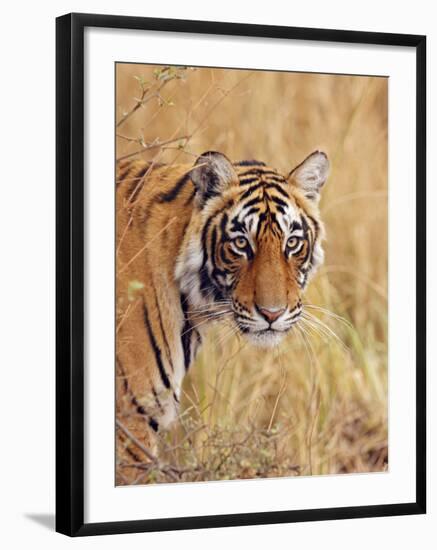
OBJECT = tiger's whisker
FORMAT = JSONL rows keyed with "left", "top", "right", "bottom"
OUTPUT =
{"left": 302, "top": 311, "right": 349, "bottom": 353}
{"left": 303, "top": 304, "right": 352, "bottom": 328}
{"left": 182, "top": 308, "right": 231, "bottom": 320}
{"left": 180, "top": 312, "right": 233, "bottom": 337}
{"left": 300, "top": 317, "right": 331, "bottom": 343}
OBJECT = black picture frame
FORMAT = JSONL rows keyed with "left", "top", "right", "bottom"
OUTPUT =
{"left": 56, "top": 12, "right": 426, "bottom": 537}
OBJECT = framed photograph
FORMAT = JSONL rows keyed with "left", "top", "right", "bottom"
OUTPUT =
{"left": 56, "top": 12, "right": 426, "bottom": 536}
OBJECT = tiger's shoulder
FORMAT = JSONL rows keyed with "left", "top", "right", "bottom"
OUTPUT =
{"left": 116, "top": 158, "right": 198, "bottom": 298}
{"left": 116, "top": 158, "right": 196, "bottom": 209}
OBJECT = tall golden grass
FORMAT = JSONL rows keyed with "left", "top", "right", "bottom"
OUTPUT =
{"left": 116, "top": 64, "right": 388, "bottom": 482}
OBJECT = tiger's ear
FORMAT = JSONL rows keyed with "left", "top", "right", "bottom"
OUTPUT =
{"left": 288, "top": 151, "right": 329, "bottom": 202}
{"left": 190, "top": 151, "right": 238, "bottom": 206}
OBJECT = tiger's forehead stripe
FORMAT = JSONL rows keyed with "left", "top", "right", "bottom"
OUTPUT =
{"left": 237, "top": 167, "right": 286, "bottom": 180}
{"left": 233, "top": 159, "right": 267, "bottom": 167}
{"left": 232, "top": 165, "right": 296, "bottom": 232}
{"left": 235, "top": 164, "right": 290, "bottom": 198}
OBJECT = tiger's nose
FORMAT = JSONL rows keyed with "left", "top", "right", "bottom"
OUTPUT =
{"left": 257, "top": 306, "right": 286, "bottom": 323}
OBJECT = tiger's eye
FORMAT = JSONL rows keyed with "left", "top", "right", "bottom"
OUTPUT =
{"left": 287, "top": 236, "right": 300, "bottom": 250}
{"left": 234, "top": 236, "right": 248, "bottom": 249}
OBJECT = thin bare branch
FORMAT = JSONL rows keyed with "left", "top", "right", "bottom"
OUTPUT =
{"left": 116, "top": 135, "right": 190, "bottom": 163}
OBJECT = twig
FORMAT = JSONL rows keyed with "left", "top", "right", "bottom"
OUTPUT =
{"left": 116, "top": 216, "right": 133, "bottom": 256}
{"left": 116, "top": 135, "right": 190, "bottom": 163}
{"left": 116, "top": 80, "right": 167, "bottom": 128}
{"left": 116, "top": 298, "right": 141, "bottom": 334}
{"left": 116, "top": 418, "right": 158, "bottom": 463}
{"left": 116, "top": 133, "right": 141, "bottom": 143}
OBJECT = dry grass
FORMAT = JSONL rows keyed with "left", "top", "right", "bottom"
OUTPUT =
{"left": 116, "top": 64, "right": 388, "bottom": 483}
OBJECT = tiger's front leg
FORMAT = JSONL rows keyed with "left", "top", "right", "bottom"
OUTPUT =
{"left": 115, "top": 286, "right": 203, "bottom": 481}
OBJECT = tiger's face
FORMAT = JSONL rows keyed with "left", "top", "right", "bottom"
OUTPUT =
{"left": 176, "top": 150, "right": 329, "bottom": 347}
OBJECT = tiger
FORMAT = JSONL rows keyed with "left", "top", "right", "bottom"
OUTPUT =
{"left": 116, "top": 150, "right": 329, "bottom": 479}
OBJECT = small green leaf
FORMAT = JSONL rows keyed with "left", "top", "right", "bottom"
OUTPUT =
{"left": 127, "top": 280, "right": 144, "bottom": 301}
